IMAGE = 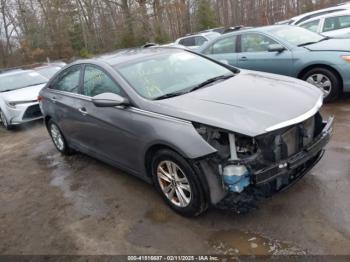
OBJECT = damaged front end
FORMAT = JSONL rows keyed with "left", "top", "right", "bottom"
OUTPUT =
{"left": 193, "top": 112, "right": 334, "bottom": 207}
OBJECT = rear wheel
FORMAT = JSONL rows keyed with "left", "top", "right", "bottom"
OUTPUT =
{"left": 302, "top": 67, "right": 341, "bottom": 102}
{"left": 0, "top": 110, "right": 12, "bottom": 130}
{"left": 151, "top": 149, "right": 208, "bottom": 217}
{"left": 48, "top": 120, "right": 72, "bottom": 155}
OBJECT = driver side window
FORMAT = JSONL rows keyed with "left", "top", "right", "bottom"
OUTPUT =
{"left": 83, "top": 65, "right": 124, "bottom": 97}
{"left": 241, "top": 33, "right": 278, "bottom": 53}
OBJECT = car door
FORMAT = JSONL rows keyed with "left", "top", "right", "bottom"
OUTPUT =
{"left": 73, "top": 64, "right": 138, "bottom": 171}
{"left": 46, "top": 65, "right": 84, "bottom": 145}
{"left": 237, "top": 33, "right": 293, "bottom": 76}
{"left": 202, "top": 35, "right": 238, "bottom": 66}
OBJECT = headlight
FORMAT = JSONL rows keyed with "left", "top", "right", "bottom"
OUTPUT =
{"left": 6, "top": 100, "right": 38, "bottom": 108}
{"left": 341, "top": 56, "right": 350, "bottom": 63}
{"left": 193, "top": 123, "right": 258, "bottom": 160}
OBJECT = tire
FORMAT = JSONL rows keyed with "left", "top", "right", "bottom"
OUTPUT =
{"left": 48, "top": 120, "right": 72, "bottom": 155}
{"left": 151, "top": 149, "right": 208, "bottom": 217}
{"left": 0, "top": 110, "right": 12, "bottom": 130}
{"left": 302, "top": 67, "right": 341, "bottom": 103}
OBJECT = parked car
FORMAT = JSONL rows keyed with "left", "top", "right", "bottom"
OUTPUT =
{"left": 299, "top": 10, "right": 350, "bottom": 37}
{"left": 34, "top": 64, "right": 65, "bottom": 79}
{"left": 199, "top": 25, "right": 350, "bottom": 102}
{"left": 0, "top": 70, "right": 47, "bottom": 129}
{"left": 174, "top": 32, "right": 221, "bottom": 51}
{"left": 39, "top": 47, "right": 333, "bottom": 216}
{"left": 276, "top": 2, "right": 350, "bottom": 25}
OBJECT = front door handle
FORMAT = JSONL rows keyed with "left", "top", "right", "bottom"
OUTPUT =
{"left": 239, "top": 56, "right": 248, "bottom": 61}
{"left": 51, "top": 96, "right": 57, "bottom": 103}
{"left": 79, "top": 107, "right": 88, "bottom": 115}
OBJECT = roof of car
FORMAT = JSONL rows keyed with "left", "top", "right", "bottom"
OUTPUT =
{"left": 299, "top": 9, "right": 350, "bottom": 22}
{"left": 0, "top": 69, "right": 35, "bottom": 78}
{"left": 290, "top": 3, "right": 350, "bottom": 21}
{"left": 219, "top": 24, "right": 289, "bottom": 36}
{"left": 80, "top": 47, "right": 186, "bottom": 67}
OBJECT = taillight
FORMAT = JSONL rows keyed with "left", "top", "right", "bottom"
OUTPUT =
{"left": 37, "top": 95, "right": 43, "bottom": 102}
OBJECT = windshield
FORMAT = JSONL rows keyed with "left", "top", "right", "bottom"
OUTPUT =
{"left": 0, "top": 71, "right": 48, "bottom": 92}
{"left": 35, "top": 66, "right": 61, "bottom": 79}
{"left": 269, "top": 26, "right": 324, "bottom": 46}
{"left": 116, "top": 51, "right": 234, "bottom": 100}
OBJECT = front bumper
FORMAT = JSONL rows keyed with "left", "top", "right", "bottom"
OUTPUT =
{"left": 252, "top": 116, "right": 334, "bottom": 185}
{"left": 3, "top": 102, "right": 43, "bottom": 125}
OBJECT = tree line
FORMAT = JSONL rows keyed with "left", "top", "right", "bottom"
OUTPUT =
{"left": 0, "top": 0, "right": 345, "bottom": 68}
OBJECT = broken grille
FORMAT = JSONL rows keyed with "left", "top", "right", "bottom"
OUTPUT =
{"left": 256, "top": 113, "right": 320, "bottom": 164}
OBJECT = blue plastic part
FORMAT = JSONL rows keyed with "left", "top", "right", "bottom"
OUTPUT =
{"left": 223, "top": 171, "right": 250, "bottom": 193}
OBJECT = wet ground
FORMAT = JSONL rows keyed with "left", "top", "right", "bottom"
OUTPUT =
{"left": 0, "top": 97, "right": 349, "bottom": 256}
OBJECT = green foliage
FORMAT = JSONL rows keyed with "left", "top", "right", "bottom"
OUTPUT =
{"left": 154, "top": 25, "right": 170, "bottom": 44}
{"left": 195, "top": 0, "right": 219, "bottom": 31}
{"left": 79, "top": 48, "right": 93, "bottom": 58}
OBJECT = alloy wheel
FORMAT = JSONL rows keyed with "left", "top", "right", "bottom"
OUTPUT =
{"left": 50, "top": 124, "right": 65, "bottom": 151}
{"left": 157, "top": 160, "right": 192, "bottom": 207}
{"left": 306, "top": 73, "right": 332, "bottom": 98}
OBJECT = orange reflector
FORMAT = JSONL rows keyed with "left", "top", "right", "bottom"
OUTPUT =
{"left": 341, "top": 56, "right": 350, "bottom": 62}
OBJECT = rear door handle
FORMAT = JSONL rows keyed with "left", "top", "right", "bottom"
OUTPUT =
{"left": 239, "top": 56, "right": 248, "bottom": 61}
{"left": 79, "top": 107, "right": 88, "bottom": 115}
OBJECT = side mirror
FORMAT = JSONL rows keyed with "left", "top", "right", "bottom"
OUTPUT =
{"left": 92, "top": 93, "right": 129, "bottom": 107}
{"left": 268, "top": 44, "right": 286, "bottom": 53}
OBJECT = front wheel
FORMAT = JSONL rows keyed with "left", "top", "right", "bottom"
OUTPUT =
{"left": 151, "top": 149, "right": 208, "bottom": 217}
{"left": 0, "top": 110, "right": 12, "bottom": 130}
{"left": 302, "top": 67, "right": 341, "bottom": 102}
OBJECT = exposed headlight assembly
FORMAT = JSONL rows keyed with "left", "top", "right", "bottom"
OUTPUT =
{"left": 193, "top": 123, "right": 258, "bottom": 160}
{"left": 194, "top": 123, "right": 259, "bottom": 193}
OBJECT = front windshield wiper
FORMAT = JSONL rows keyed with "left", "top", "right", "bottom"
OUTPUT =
{"left": 189, "top": 74, "right": 234, "bottom": 93}
{"left": 153, "top": 90, "right": 188, "bottom": 100}
{"left": 153, "top": 74, "right": 234, "bottom": 100}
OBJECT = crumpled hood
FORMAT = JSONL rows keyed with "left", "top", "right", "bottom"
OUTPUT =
{"left": 305, "top": 38, "right": 350, "bottom": 52}
{"left": 1, "top": 84, "right": 45, "bottom": 102}
{"left": 146, "top": 70, "right": 323, "bottom": 137}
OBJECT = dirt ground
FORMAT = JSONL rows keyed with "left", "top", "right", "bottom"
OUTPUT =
{"left": 0, "top": 97, "right": 350, "bottom": 256}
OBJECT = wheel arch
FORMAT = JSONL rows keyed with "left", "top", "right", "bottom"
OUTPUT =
{"left": 297, "top": 64, "right": 343, "bottom": 92}
{"left": 44, "top": 115, "right": 52, "bottom": 130}
{"left": 144, "top": 143, "right": 214, "bottom": 205}
{"left": 144, "top": 143, "right": 188, "bottom": 178}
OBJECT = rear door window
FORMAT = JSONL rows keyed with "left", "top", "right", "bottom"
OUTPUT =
{"left": 52, "top": 65, "right": 81, "bottom": 94}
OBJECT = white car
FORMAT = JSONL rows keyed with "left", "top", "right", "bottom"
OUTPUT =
{"left": 299, "top": 10, "right": 350, "bottom": 37}
{"left": 0, "top": 70, "right": 48, "bottom": 130}
{"left": 174, "top": 32, "right": 221, "bottom": 51}
{"left": 276, "top": 3, "right": 350, "bottom": 25}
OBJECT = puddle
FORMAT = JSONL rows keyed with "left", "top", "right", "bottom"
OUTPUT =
{"left": 144, "top": 209, "right": 171, "bottom": 224}
{"left": 37, "top": 152, "right": 111, "bottom": 217}
{"left": 208, "top": 229, "right": 306, "bottom": 255}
